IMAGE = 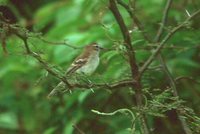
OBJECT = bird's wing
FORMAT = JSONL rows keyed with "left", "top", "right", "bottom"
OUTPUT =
{"left": 66, "top": 58, "right": 88, "bottom": 75}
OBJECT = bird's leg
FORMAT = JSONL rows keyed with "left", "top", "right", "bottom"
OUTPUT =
{"left": 61, "top": 74, "right": 81, "bottom": 94}
{"left": 61, "top": 74, "right": 79, "bottom": 94}
{"left": 77, "top": 73, "right": 92, "bottom": 84}
{"left": 61, "top": 84, "right": 72, "bottom": 94}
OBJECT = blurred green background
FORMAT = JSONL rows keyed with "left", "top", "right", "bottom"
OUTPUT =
{"left": 0, "top": 0, "right": 200, "bottom": 134}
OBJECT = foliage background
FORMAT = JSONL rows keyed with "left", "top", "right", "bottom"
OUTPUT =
{"left": 0, "top": 0, "right": 200, "bottom": 134}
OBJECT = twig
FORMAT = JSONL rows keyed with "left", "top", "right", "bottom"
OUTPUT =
{"left": 24, "top": 43, "right": 72, "bottom": 88}
{"left": 30, "top": 51, "right": 71, "bottom": 87}
{"left": 134, "top": 44, "right": 200, "bottom": 50}
{"left": 73, "top": 79, "right": 136, "bottom": 90}
{"left": 39, "top": 37, "right": 81, "bottom": 49}
{"left": 109, "top": 0, "right": 149, "bottom": 134}
{"left": 91, "top": 108, "right": 135, "bottom": 119}
{"left": 47, "top": 78, "right": 138, "bottom": 97}
{"left": 23, "top": 37, "right": 31, "bottom": 54}
{"left": 175, "top": 76, "right": 200, "bottom": 85}
{"left": 140, "top": 8, "right": 200, "bottom": 75}
{"left": 72, "top": 124, "right": 85, "bottom": 134}
{"left": 92, "top": 108, "right": 136, "bottom": 133}
{"left": 154, "top": 0, "right": 173, "bottom": 42}
{"left": 22, "top": 35, "right": 72, "bottom": 88}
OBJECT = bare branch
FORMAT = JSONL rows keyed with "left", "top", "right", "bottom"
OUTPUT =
{"left": 109, "top": 0, "right": 149, "bottom": 133}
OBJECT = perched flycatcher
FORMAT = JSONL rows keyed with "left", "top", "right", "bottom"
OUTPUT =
{"left": 48, "top": 43, "right": 102, "bottom": 98}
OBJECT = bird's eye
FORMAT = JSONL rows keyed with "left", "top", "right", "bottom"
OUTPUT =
{"left": 93, "top": 45, "right": 99, "bottom": 48}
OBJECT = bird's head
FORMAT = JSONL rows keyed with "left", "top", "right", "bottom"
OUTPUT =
{"left": 85, "top": 43, "right": 103, "bottom": 51}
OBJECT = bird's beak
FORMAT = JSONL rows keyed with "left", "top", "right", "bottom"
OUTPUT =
{"left": 99, "top": 46, "right": 105, "bottom": 50}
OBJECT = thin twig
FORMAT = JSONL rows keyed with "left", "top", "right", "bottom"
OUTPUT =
{"left": 23, "top": 37, "right": 31, "bottom": 54}
{"left": 92, "top": 108, "right": 136, "bottom": 133}
{"left": 140, "top": 8, "right": 200, "bottom": 75}
{"left": 39, "top": 37, "right": 81, "bottom": 49}
{"left": 154, "top": 0, "right": 173, "bottom": 42}
{"left": 30, "top": 52, "right": 71, "bottom": 87}
{"left": 23, "top": 36, "right": 72, "bottom": 88}
{"left": 72, "top": 124, "right": 85, "bottom": 134}
{"left": 134, "top": 44, "right": 200, "bottom": 50}
{"left": 175, "top": 76, "right": 200, "bottom": 85}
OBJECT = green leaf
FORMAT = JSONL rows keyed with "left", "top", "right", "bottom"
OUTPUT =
{"left": 0, "top": 112, "right": 18, "bottom": 130}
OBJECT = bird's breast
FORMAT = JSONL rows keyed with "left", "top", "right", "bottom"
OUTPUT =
{"left": 76, "top": 52, "right": 99, "bottom": 75}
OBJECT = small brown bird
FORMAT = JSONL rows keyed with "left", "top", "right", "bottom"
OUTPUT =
{"left": 66, "top": 43, "right": 101, "bottom": 75}
{"left": 48, "top": 43, "right": 102, "bottom": 98}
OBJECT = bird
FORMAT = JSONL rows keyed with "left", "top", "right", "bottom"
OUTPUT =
{"left": 48, "top": 43, "right": 102, "bottom": 98}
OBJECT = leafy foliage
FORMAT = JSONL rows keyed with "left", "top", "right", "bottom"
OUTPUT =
{"left": 0, "top": 0, "right": 200, "bottom": 134}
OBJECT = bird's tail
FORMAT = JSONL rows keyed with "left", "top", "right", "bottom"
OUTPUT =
{"left": 47, "top": 82, "right": 66, "bottom": 99}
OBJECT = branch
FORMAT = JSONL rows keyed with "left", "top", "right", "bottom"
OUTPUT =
{"left": 29, "top": 51, "right": 71, "bottom": 87}
{"left": 1, "top": 22, "right": 72, "bottom": 88}
{"left": 140, "top": 8, "right": 200, "bottom": 75}
{"left": 117, "top": 0, "right": 151, "bottom": 42}
{"left": 47, "top": 79, "right": 137, "bottom": 97}
{"left": 48, "top": 79, "right": 137, "bottom": 97}
{"left": 153, "top": 1, "right": 193, "bottom": 133}
{"left": 109, "top": 0, "right": 139, "bottom": 79}
{"left": 72, "top": 79, "right": 136, "bottom": 90}
{"left": 109, "top": 1, "right": 149, "bottom": 133}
